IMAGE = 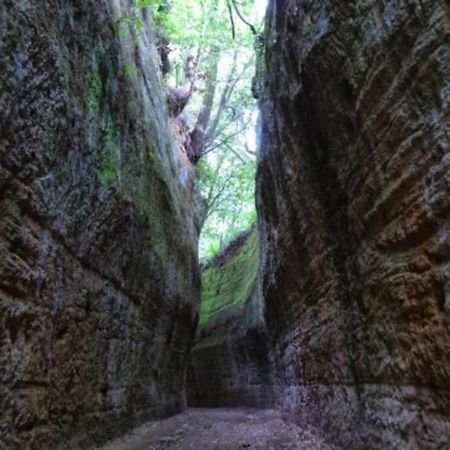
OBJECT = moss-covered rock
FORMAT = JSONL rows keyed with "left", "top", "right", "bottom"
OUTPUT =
{"left": 200, "top": 230, "right": 259, "bottom": 326}
{"left": 0, "top": 2, "right": 201, "bottom": 449}
{"left": 188, "top": 229, "right": 273, "bottom": 407}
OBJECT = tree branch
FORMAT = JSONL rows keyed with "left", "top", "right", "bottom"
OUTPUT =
{"left": 231, "top": 0, "right": 257, "bottom": 35}
{"left": 189, "top": 51, "right": 219, "bottom": 162}
{"left": 167, "top": 56, "right": 198, "bottom": 117}
{"left": 227, "top": 0, "right": 236, "bottom": 39}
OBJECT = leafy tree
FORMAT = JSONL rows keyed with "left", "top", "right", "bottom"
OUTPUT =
{"left": 152, "top": 0, "right": 265, "bottom": 258}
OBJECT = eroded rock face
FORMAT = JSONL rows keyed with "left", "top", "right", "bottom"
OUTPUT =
{"left": 0, "top": 1, "right": 200, "bottom": 448}
{"left": 257, "top": 0, "right": 450, "bottom": 448}
{"left": 187, "top": 231, "right": 272, "bottom": 408}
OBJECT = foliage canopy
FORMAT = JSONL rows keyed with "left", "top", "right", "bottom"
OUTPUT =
{"left": 118, "top": 0, "right": 265, "bottom": 258}
{"left": 151, "top": 0, "right": 265, "bottom": 258}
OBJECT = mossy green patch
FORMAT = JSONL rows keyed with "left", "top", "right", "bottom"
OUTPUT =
{"left": 87, "top": 66, "right": 102, "bottom": 118}
{"left": 200, "top": 230, "right": 258, "bottom": 326}
{"left": 98, "top": 115, "right": 119, "bottom": 187}
{"left": 147, "top": 147, "right": 156, "bottom": 161}
{"left": 86, "top": 65, "right": 119, "bottom": 187}
{"left": 124, "top": 62, "right": 139, "bottom": 78}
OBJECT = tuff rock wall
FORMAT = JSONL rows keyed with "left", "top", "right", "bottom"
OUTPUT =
{"left": 0, "top": 1, "right": 200, "bottom": 449}
{"left": 257, "top": 0, "right": 450, "bottom": 448}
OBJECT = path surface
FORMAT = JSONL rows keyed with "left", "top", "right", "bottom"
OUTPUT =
{"left": 97, "top": 408, "right": 335, "bottom": 450}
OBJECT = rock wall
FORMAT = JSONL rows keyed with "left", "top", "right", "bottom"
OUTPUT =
{"left": 0, "top": 1, "right": 201, "bottom": 449}
{"left": 257, "top": 0, "right": 450, "bottom": 448}
{"left": 188, "top": 231, "right": 272, "bottom": 407}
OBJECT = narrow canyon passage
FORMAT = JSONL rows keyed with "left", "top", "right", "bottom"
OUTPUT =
{"left": 1, "top": 1, "right": 450, "bottom": 450}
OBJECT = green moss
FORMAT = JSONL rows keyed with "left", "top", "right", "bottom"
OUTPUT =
{"left": 199, "top": 230, "right": 259, "bottom": 326}
{"left": 124, "top": 62, "right": 139, "bottom": 78}
{"left": 98, "top": 115, "right": 119, "bottom": 187}
{"left": 86, "top": 66, "right": 119, "bottom": 187}
{"left": 147, "top": 147, "right": 156, "bottom": 161}
{"left": 87, "top": 67, "right": 102, "bottom": 118}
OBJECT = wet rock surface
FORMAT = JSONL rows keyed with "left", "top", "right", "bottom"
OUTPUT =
{"left": 257, "top": 0, "right": 450, "bottom": 448}
{"left": 97, "top": 408, "right": 335, "bottom": 450}
{"left": 0, "top": 1, "right": 200, "bottom": 449}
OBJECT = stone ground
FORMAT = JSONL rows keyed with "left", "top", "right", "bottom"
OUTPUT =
{"left": 97, "top": 408, "right": 336, "bottom": 450}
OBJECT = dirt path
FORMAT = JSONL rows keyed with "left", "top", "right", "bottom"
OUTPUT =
{"left": 97, "top": 408, "right": 336, "bottom": 450}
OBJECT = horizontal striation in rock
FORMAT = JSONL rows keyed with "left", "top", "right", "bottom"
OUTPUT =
{"left": 257, "top": 0, "right": 450, "bottom": 448}
{"left": 0, "top": 1, "right": 200, "bottom": 449}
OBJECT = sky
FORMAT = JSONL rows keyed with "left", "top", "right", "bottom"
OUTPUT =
{"left": 254, "top": 0, "right": 268, "bottom": 23}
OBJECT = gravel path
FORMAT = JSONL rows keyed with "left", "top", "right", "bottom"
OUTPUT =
{"left": 97, "top": 408, "right": 336, "bottom": 450}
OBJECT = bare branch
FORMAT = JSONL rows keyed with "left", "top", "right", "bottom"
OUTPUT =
{"left": 216, "top": 140, "right": 253, "bottom": 166}
{"left": 227, "top": 0, "right": 236, "bottom": 39}
{"left": 230, "top": 0, "right": 257, "bottom": 35}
